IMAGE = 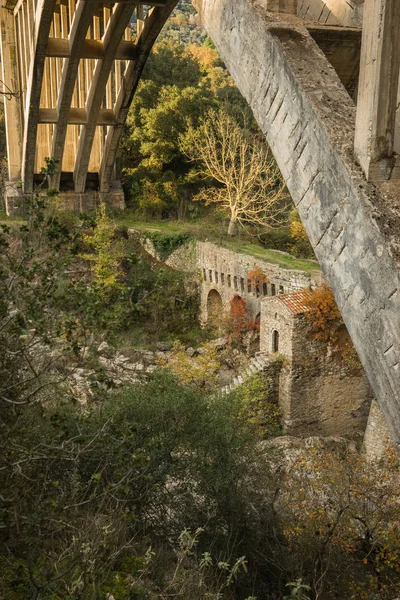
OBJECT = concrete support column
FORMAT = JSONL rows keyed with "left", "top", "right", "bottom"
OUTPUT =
{"left": 355, "top": 0, "right": 400, "bottom": 180}
{"left": 0, "top": 7, "right": 23, "bottom": 182}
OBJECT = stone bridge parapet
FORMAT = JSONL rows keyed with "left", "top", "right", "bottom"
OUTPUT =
{"left": 197, "top": 241, "right": 321, "bottom": 324}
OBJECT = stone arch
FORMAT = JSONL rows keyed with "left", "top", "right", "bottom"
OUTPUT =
{"left": 207, "top": 289, "right": 223, "bottom": 328}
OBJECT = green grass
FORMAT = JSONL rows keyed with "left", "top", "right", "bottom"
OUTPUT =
{"left": 221, "top": 239, "right": 319, "bottom": 272}
{"left": 0, "top": 210, "right": 26, "bottom": 227}
{"left": 0, "top": 207, "right": 319, "bottom": 273}
{"left": 118, "top": 213, "right": 319, "bottom": 273}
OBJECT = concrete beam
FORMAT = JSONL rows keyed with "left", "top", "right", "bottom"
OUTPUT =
{"left": 308, "top": 25, "right": 361, "bottom": 99}
{"left": 73, "top": 0, "right": 136, "bottom": 193}
{"left": 355, "top": 0, "right": 400, "bottom": 180}
{"left": 99, "top": 0, "right": 179, "bottom": 192}
{"left": 0, "top": 6, "right": 23, "bottom": 181}
{"left": 21, "top": 0, "right": 57, "bottom": 195}
{"left": 49, "top": 0, "right": 99, "bottom": 190}
{"left": 39, "top": 107, "right": 116, "bottom": 125}
{"left": 46, "top": 38, "right": 138, "bottom": 60}
{"left": 195, "top": 0, "right": 400, "bottom": 444}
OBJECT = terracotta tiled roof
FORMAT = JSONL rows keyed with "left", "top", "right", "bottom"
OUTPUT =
{"left": 278, "top": 288, "right": 313, "bottom": 315}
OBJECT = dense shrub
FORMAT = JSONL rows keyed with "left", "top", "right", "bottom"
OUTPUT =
{"left": 0, "top": 372, "right": 277, "bottom": 599}
{"left": 232, "top": 372, "right": 281, "bottom": 438}
{"left": 146, "top": 230, "right": 194, "bottom": 261}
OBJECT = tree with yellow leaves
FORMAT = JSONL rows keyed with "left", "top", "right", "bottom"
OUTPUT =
{"left": 181, "top": 109, "right": 289, "bottom": 235}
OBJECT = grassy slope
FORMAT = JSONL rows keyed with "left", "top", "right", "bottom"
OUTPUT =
{"left": 0, "top": 210, "right": 319, "bottom": 272}
{"left": 117, "top": 215, "right": 319, "bottom": 273}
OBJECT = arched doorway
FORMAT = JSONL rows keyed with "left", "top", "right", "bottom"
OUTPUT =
{"left": 272, "top": 330, "right": 280, "bottom": 353}
{"left": 207, "top": 289, "right": 223, "bottom": 329}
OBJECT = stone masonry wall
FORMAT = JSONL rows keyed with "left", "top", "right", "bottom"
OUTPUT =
{"left": 288, "top": 316, "right": 372, "bottom": 438}
{"left": 139, "top": 235, "right": 322, "bottom": 325}
{"left": 261, "top": 296, "right": 372, "bottom": 438}
{"left": 141, "top": 236, "right": 198, "bottom": 273}
{"left": 197, "top": 241, "right": 321, "bottom": 323}
{"left": 260, "top": 296, "right": 295, "bottom": 358}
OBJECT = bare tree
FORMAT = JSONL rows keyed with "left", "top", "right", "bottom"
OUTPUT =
{"left": 181, "top": 109, "right": 289, "bottom": 235}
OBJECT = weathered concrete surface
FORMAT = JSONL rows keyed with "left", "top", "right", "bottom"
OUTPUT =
{"left": 308, "top": 26, "right": 361, "bottom": 100}
{"left": 363, "top": 400, "right": 394, "bottom": 461}
{"left": 354, "top": 0, "right": 400, "bottom": 180}
{"left": 194, "top": 0, "right": 400, "bottom": 443}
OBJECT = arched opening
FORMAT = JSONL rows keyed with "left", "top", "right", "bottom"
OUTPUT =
{"left": 272, "top": 330, "right": 280, "bottom": 353}
{"left": 207, "top": 289, "right": 223, "bottom": 328}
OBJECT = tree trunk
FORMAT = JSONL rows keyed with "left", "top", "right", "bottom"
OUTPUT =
{"left": 228, "top": 218, "right": 236, "bottom": 236}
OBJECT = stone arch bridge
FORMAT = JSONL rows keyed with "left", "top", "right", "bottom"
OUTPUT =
{"left": 197, "top": 240, "right": 322, "bottom": 325}
{"left": 1, "top": 0, "right": 400, "bottom": 443}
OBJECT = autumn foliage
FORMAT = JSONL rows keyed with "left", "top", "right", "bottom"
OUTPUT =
{"left": 227, "top": 295, "right": 258, "bottom": 345}
{"left": 281, "top": 445, "right": 400, "bottom": 599}
{"left": 304, "top": 284, "right": 343, "bottom": 345}
{"left": 247, "top": 267, "right": 269, "bottom": 296}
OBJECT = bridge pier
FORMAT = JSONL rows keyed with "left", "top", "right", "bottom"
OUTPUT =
{"left": 354, "top": 0, "right": 400, "bottom": 180}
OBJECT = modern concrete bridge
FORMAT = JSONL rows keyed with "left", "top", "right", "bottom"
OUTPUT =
{"left": 0, "top": 0, "right": 179, "bottom": 208}
{"left": 1, "top": 0, "right": 400, "bottom": 443}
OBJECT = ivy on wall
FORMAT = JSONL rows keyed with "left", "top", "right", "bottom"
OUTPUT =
{"left": 146, "top": 231, "right": 194, "bottom": 261}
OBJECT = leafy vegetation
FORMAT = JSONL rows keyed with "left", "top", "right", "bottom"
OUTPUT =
{"left": 118, "top": 35, "right": 263, "bottom": 225}
{"left": 1, "top": 186, "right": 400, "bottom": 600}
{"left": 233, "top": 371, "right": 282, "bottom": 438}
{"left": 160, "top": 340, "right": 221, "bottom": 389}
{"left": 1, "top": 5, "right": 398, "bottom": 599}
{"left": 1, "top": 371, "right": 274, "bottom": 599}
{"left": 118, "top": 217, "right": 319, "bottom": 272}
{"left": 146, "top": 230, "right": 194, "bottom": 261}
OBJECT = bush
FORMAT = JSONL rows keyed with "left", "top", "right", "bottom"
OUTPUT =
{"left": 146, "top": 230, "right": 194, "bottom": 261}
{"left": 160, "top": 340, "right": 220, "bottom": 389}
{"left": 232, "top": 372, "right": 281, "bottom": 438}
{"left": 258, "top": 227, "right": 292, "bottom": 252}
{"left": 0, "top": 372, "right": 277, "bottom": 599}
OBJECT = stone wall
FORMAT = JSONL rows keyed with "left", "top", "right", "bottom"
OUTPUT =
{"left": 261, "top": 297, "right": 373, "bottom": 438}
{"left": 197, "top": 241, "right": 321, "bottom": 323}
{"left": 260, "top": 296, "right": 294, "bottom": 357}
{"left": 139, "top": 235, "right": 322, "bottom": 325}
{"left": 141, "top": 236, "right": 198, "bottom": 273}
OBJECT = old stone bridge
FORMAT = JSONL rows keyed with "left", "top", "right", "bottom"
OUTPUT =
{"left": 1, "top": 0, "right": 399, "bottom": 442}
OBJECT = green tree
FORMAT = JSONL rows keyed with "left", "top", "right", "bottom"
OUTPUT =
{"left": 118, "top": 37, "right": 253, "bottom": 219}
{"left": 122, "top": 82, "right": 214, "bottom": 218}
